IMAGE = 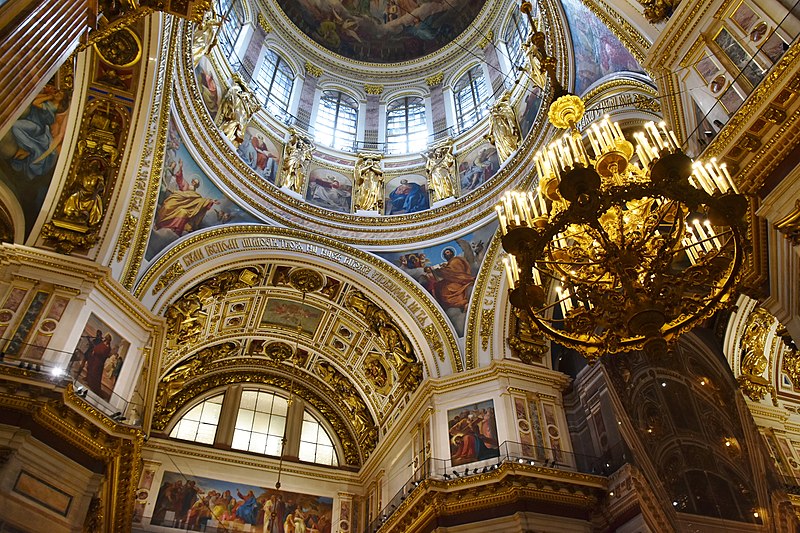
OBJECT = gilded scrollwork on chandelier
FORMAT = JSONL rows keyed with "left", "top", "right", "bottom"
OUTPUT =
{"left": 498, "top": 61, "right": 747, "bottom": 362}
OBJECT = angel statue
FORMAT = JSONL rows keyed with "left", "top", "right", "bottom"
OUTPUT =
{"left": 353, "top": 153, "right": 384, "bottom": 212}
{"left": 279, "top": 129, "right": 315, "bottom": 194}
{"left": 486, "top": 92, "right": 521, "bottom": 162}
{"left": 192, "top": 11, "right": 221, "bottom": 66}
{"left": 424, "top": 139, "right": 457, "bottom": 204}
{"left": 216, "top": 76, "right": 260, "bottom": 148}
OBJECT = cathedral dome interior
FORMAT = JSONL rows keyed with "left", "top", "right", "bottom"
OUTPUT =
{"left": 1, "top": 0, "right": 800, "bottom": 531}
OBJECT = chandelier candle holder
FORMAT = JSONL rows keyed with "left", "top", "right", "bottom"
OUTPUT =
{"left": 498, "top": 95, "right": 747, "bottom": 362}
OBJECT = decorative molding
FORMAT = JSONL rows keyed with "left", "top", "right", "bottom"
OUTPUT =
{"left": 257, "top": 13, "right": 272, "bottom": 33}
{"left": 305, "top": 62, "right": 323, "bottom": 78}
{"left": 364, "top": 84, "right": 384, "bottom": 95}
{"left": 477, "top": 30, "right": 494, "bottom": 50}
{"left": 425, "top": 73, "right": 444, "bottom": 87}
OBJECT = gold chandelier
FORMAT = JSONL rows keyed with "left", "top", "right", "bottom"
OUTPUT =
{"left": 497, "top": 93, "right": 747, "bottom": 362}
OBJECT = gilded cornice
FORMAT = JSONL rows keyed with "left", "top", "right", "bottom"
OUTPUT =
{"left": 381, "top": 465, "right": 605, "bottom": 533}
{"left": 143, "top": 437, "right": 360, "bottom": 483}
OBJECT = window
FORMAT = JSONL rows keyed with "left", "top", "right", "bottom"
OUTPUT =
{"left": 214, "top": 0, "right": 243, "bottom": 61}
{"left": 232, "top": 389, "right": 287, "bottom": 456}
{"left": 315, "top": 90, "right": 359, "bottom": 151}
{"left": 256, "top": 49, "right": 294, "bottom": 116}
{"left": 169, "top": 393, "right": 224, "bottom": 444}
{"left": 386, "top": 96, "right": 428, "bottom": 155}
{"left": 299, "top": 410, "right": 338, "bottom": 466}
{"left": 504, "top": 11, "right": 531, "bottom": 74}
{"left": 453, "top": 66, "right": 490, "bottom": 132}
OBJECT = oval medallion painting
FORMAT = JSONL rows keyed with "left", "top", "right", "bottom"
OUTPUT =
{"left": 276, "top": 0, "right": 488, "bottom": 63}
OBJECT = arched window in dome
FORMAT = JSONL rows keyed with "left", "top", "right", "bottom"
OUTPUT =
{"left": 453, "top": 66, "right": 489, "bottom": 132}
{"left": 504, "top": 11, "right": 531, "bottom": 75}
{"left": 315, "top": 90, "right": 359, "bottom": 151}
{"left": 256, "top": 49, "right": 294, "bottom": 117}
{"left": 214, "top": 0, "right": 243, "bottom": 61}
{"left": 166, "top": 386, "right": 342, "bottom": 467}
{"left": 232, "top": 389, "right": 288, "bottom": 455}
{"left": 386, "top": 96, "right": 428, "bottom": 155}
{"left": 169, "top": 393, "right": 224, "bottom": 444}
{"left": 299, "top": 410, "right": 339, "bottom": 466}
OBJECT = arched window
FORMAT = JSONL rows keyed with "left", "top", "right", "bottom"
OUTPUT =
{"left": 315, "top": 90, "right": 359, "bottom": 151}
{"left": 167, "top": 387, "right": 340, "bottom": 467}
{"left": 256, "top": 49, "right": 294, "bottom": 117}
{"left": 169, "top": 393, "right": 224, "bottom": 444}
{"left": 504, "top": 11, "right": 531, "bottom": 74}
{"left": 232, "top": 389, "right": 288, "bottom": 455}
{"left": 299, "top": 410, "right": 338, "bottom": 466}
{"left": 214, "top": 0, "right": 243, "bottom": 61}
{"left": 386, "top": 96, "right": 428, "bottom": 155}
{"left": 453, "top": 66, "right": 489, "bottom": 132}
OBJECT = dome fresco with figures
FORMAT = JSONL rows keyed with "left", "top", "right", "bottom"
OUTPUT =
{"left": 273, "top": 0, "right": 490, "bottom": 63}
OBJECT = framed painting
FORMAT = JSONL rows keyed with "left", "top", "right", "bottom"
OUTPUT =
{"left": 447, "top": 399, "right": 499, "bottom": 467}
{"left": 70, "top": 313, "right": 130, "bottom": 400}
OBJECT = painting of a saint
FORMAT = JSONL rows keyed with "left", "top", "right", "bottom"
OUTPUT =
{"left": 194, "top": 56, "right": 221, "bottom": 117}
{"left": 518, "top": 86, "right": 543, "bottom": 138}
{"left": 70, "top": 313, "right": 130, "bottom": 401}
{"left": 447, "top": 399, "right": 499, "bottom": 467}
{"left": 560, "top": 0, "right": 643, "bottom": 95}
{"left": 305, "top": 168, "right": 353, "bottom": 213}
{"left": 378, "top": 221, "right": 497, "bottom": 337}
{"left": 457, "top": 143, "right": 500, "bottom": 195}
{"left": 145, "top": 119, "right": 258, "bottom": 261}
{"left": 0, "top": 74, "right": 72, "bottom": 237}
{"left": 275, "top": 0, "right": 488, "bottom": 63}
{"left": 385, "top": 174, "right": 428, "bottom": 215}
{"left": 147, "top": 471, "right": 333, "bottom": 531}
{"left": 237, "top": 126, "right": 280, "bottom": 183}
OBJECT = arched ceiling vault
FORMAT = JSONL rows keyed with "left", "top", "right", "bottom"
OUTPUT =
{"left": 137, "top": 226, "right": 462, "bottom": 457}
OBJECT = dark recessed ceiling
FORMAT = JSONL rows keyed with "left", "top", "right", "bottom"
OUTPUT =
{"left": 274, "top": 0, "right": 488, "bottom": 63}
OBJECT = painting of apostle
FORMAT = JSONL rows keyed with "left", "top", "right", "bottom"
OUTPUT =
{"left": 70, "top": 313, "right": 130, "bottom": 401}
{"left": 237, "top": 126, "right": 280, "bottom": 183}
{"left": 457, "top": 143, "right": 500, "bottom": 194}
{"left": 305, "top": 167, "right": 353, "bottom": 213}
{"left": 384, "top": 174, "right": 429, "bottom": 215}
{"left": 447, "top": 399, "right": 500, "bottom": 467}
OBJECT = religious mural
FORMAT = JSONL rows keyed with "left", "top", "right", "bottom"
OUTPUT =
{"left": 194, "top": 56, "right": 222, "bottom": 117}
{"left": 261, "top": 298, "right": 324, "bottom": 335}
{"left": 378, "top": 220, "right": 497, "bottom": 337}
{"left": 560, "top": 0, "right": 643, "bottom": 95}
{"left": 237, "top": 126, "right": 281, "bottom": 183}
{"left": 144, "top": 118, "right": 259, "bottom": 261}
{"left": 305, "top": 167, "right": 353, "bottom": 213}
{"left": 275, "top": 0, "right": 488, "bottom": 63}
{"left": 0, "top": 74, "right": 72, "bottom": 237}
{"left": 457, "top": 142, "right": 500, "bottom": 195}
{"left": 69, "top": 313, "right": 130, "bottom": 401}
{"left": 146, "top": 471, "right": 333, "bottom": 531}
{"left": 447, "top": 399, "right": 500, "bottom": 467}
{"left": 384, "top": 174, "right": 429, "bottom": 215}
{"left": 517, "top": 85, "right": 543, "bottom": 139}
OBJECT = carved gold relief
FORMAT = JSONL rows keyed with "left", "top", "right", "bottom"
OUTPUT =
{"left": 510, "top": 308, "right": 548, "bottom": 364}
{"left": 94, "top": 27, "right": 142, "bottom": 67}
{"left": 636, "top": 0, "right": 680, "bottom": 24}
{"left": 364, "top": 84, "right": 384, "bottom": 95}
{"left": 738, "top": 307, "right": 776, "bottom": 403}
{"left": 163, "top": 267, "right": 259, "bottom": 347}
{"left": 305, "top": 62, "right": 323, "bottom": 78}
{"left": 257, "top": 13, "right": 272, "bottom": 33}
{"left": 775, "top": 200, "right": 800, "bottom": 246}
{"left": 425, "top": 73, "right": 444, "bottom": 87}
{"left": 43, "top": 99, "right": 130, "bottom": 253}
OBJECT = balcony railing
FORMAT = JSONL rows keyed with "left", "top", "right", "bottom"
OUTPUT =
{"left": 364, "top": 440, "right": 630, "bottom": 533}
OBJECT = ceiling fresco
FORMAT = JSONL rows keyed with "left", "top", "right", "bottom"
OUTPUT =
{"left": 274, "top": 0, "right": 489, "bottom": 63}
